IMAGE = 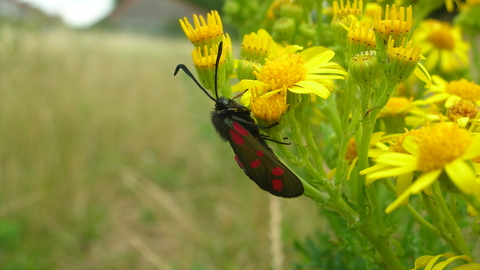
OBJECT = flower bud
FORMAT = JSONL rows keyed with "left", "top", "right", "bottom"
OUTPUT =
{"left": 272, "top": 17, "right": 296, "bottom": 44}
{"left": 348, "top": 50, "right": 381, "bottom": 85}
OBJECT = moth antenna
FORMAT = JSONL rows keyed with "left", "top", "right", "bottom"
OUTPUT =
{"left": 214, "top": 41, "right": 223, "bottom": 100}
{"left": 174, "top": 64, "right": 216, "bottom": 102}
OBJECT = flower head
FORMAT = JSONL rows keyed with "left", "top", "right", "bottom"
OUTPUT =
{"left": 412, "top": 19, "right": 470, "bottom": 73}
{"left": 180, "top": 10, "right": 224, "bottom": 48}
{"left": 348, "top": 50, "right": 381, "bottom": 85}
{"left": 180, "top": 11, "right": 234, "bottom": 96}
{"left": 332, "top": 0, "right": 363, "bottom": 18}
{"left": 241, "top": 47, "right": 347, "bottom": 100}
{"left": 250, "top": 83, "right": 288, "bottom": 123}
{"left": 237, "top": 30, "right": 274, "bottom": 80}
{"left": 379, "top": 97, "right": 415, "bottom": 118}
{"left": 426, "top": 75, "right": 480, "bottom": 107}
{"left": 384, "top": 37, "right": 422, "bottom": 83}
{"left": 331, "top": 0, "right": 364, "bottom": 44}
{"left": 192, "top": 36, "right": 232, "bottom": 90}
{"left": 373, "top": 5, "right": 413, "bottom": 52}
{"left": 361, "top": 123, "right": 480, "bottom": 213}
{"left": 447, "top": 99, "right": 480, "bottom": 124}
{"left": 345, "top": 20, "right": 376, "bottom": 63}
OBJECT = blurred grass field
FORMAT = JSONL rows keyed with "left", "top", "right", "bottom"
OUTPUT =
{"left": 0, "top": 25, "right": 323, "bottom": 269}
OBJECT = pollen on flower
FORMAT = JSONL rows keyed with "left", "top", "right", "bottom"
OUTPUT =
{"left": 251, "top": 85, "right": 288, "bottom": 123}
{"left": 254, "top": 54, "right": 307, "bottom": 89}
{"left": 447, "top": 99, "right": 480, "bottom": 122}
{"left": 445, "top": 79, "right": 480, "bottom": 102}
{"left": 389, "top": 127, "right": 428, "bottom": 154}
{"left": 416, "top": 124, "right": 473, "bottom": 172}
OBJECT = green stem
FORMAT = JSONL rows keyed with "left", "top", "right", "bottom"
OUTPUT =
{"left": 285, "top": 102, "right": 325, "bottom": 184}
{"left": 335, "top": 80, "right": 358, "bottom": 186}
{"left": 296, "top": 97, "right": 325, "bottom": 174}
{"left": 271, "top": 132, "right": 304, "bottom": 167}
{"left": 325, "top": 93, "right": 343, "bottom": 140}
{"left": 431, "top": 182, "right": 472, "bottom": 257}
{"left": 422, "top": 192, "right": 462, "bottom": 255}
{"left": 356, "top": 226, "right": 404, "bottom": 270}
{"left": 382, "top": 178, "right": 438, "bottom": 234}
{"left": 302, "top": 177, "right": 329, "bottom": 204}
{"left": 404, "top": 205, "right": 439, "bottom": 234}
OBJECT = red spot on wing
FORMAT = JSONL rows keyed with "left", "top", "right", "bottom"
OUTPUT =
{"left": 234, "top": 155, "right": 244, "bottom": 168}
{"left": 272, "top": 179, "right": 283, "bottom": 191}
{"left": 230, "top": 129, "right": 245, "bottom": 145}
{"left": 272, "top": 167, "right": 284, "bottom": 176}
{"left": 251, "top": 159, "right": 261, "bottom": 169}
{"left": 255, "top": 150, "right": 264, "bottom": 157}
{"left": 233, "top": 121, "right": 249, "bottom": 135}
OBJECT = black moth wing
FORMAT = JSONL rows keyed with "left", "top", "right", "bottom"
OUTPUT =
{"left": 226, "top": 119, "right": 304, "bottom": 198}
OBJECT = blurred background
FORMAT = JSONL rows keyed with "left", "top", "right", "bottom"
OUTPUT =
{"left": 0, "top": 0, "right": 324, "bottom": 269}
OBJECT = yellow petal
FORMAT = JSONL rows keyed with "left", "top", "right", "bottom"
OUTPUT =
{"left": 396, "top": 172, "right": 414, "bottom": 205}
{"left": 291, "top": 81, "right": 331, "bottom": 99}
{"left": 366, "top": 165, "right": 417, "bottom": 181}
{"left": 374, "top": 153, "right": 417, "bottom": 166}
{"left": 409, "top": 170, "right": 442, "bottom": 193}
{"left": 445, "top": 159, "right": 476, "bottom": 195}
{"left": 304, "top": 53, "right": 336, "bottom": 70}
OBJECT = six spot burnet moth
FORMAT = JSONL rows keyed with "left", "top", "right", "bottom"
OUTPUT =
{"left": 174, "top": 42, "right": 304, "bottom": 198}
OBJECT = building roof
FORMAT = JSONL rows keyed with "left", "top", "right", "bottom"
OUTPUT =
{"left": 103, "top": 0, "right": 208, "bottom": 34}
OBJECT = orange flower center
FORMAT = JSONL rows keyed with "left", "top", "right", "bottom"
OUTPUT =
{"left": 254, "top": 53, "right": 307, "bottom": 88}
{"left": 446, "top": 79, "right": 480, "bottom": 102}
{"left": 416, "top": 124, "right": 472, "bottom": 172}
{"left": 427, "top": 26, "right": 455, "bottom": 50}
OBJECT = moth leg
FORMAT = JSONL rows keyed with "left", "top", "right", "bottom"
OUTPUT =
{"left": 262, "top": 136, "right": 291, "bottom": 145}
{"left": 231, "top": 116, "right": 278, "bottom": 129}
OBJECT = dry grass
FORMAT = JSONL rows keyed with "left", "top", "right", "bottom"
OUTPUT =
{"left": 0, "top": 26, "right": 322, "bottom": 270}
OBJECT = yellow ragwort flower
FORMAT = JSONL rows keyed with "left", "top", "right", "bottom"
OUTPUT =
{"left": 384, "top": 36, "right": 422, "bottom": 83}
{"left": 180, "top": 10, "right": 234, "bottom": 95}
{"left": 240, "top": 29, "right": 274, "bottom": 63}
{"left": 373, "top": 4, "right": 413, "bottom": 49}
{"left": 250, "top": 83, "right": 288, "bottom": 123}
{"left": 180, "top": 10, "right": 224, "bottom": 48}
{"left": 332, "top": 0, "right": 363, "bottom": 18}
{"left": 426, "top": 75, "right": 480, "bottom": 107}
{"left": 361, "top": 123, "right": 480, "bottom": 213}
{"left": 346, "top": 20, "right": 376, "bottom": 61}
{"left": 447, "top": 99, "right": 480, "bottom": 124}
{"left": 412, "top": 19, "right": 470, "bottom": 73}
{"left": 379, "top": 97, "right": 415, "bottom": 118}
{"left": 241, "top": 47, "right": 348, "bottom": 101}
{"left": 331, "top": 0, "right": 364, "bottom": 44}
{"left": 191, "top": 41, "right": 230, "bottom": 91}
{"left": 237, "top": 30, "right": 274, "bottom": 80}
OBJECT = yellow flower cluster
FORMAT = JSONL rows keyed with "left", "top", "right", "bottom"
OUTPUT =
{"left": 177, "top": 0, "right": 480, "bottom": 267}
